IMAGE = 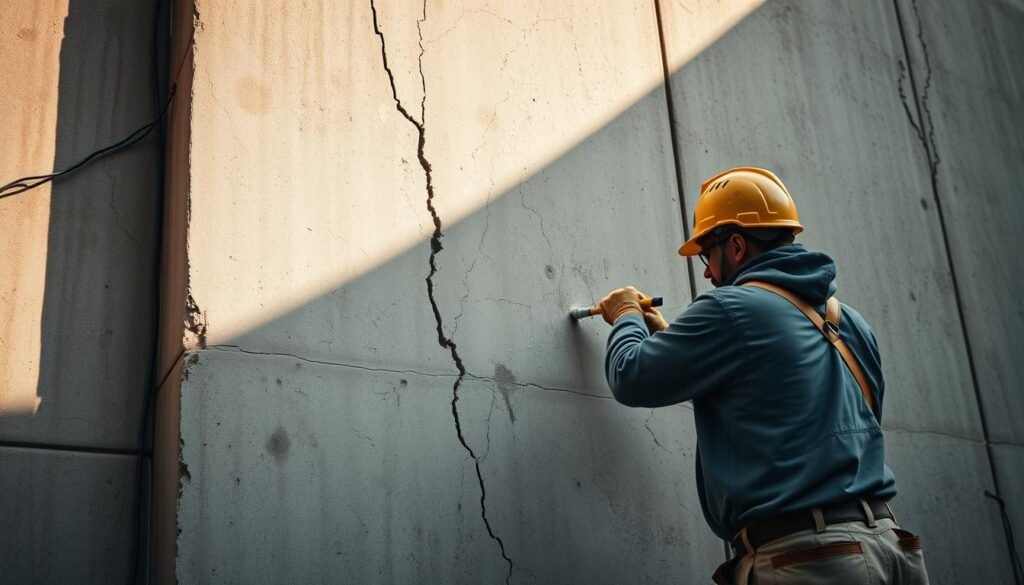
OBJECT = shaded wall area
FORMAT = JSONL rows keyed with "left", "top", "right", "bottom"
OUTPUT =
{"left": 0, "top": 0, "right": 164, "bottom": 583}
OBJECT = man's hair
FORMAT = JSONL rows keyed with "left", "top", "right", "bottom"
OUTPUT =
{"left": 701, "top": 226, "right": 796, "bottom": 253}
{"left": 740, "top": 227, "right": 796, "bottom": 252}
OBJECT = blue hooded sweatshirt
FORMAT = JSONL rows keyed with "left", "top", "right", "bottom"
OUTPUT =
{"left": 605, "top": 244, "right": 897, "bottom": 539}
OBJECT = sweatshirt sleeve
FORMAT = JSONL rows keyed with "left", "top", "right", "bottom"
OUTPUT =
{"left": 605, "top": 295, "right": 743, "bottom": 407}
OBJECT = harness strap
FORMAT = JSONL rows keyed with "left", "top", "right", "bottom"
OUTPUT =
{"left": 742, "top": 281, "right": 875, "bottom": 413}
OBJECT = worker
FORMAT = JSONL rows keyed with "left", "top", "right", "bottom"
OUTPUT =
{"left": 598, "top": 167, "right": 929, "bottom": 584}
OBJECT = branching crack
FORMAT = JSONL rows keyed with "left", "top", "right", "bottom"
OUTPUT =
{"left": 370, "top": 2, "right": 514, "bottom": 582}
{"left": 895, "top": 0, "right": 940, "bottom": 189}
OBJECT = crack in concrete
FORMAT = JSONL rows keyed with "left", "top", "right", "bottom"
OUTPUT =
{"left": 519, "top": 191, "right": 552, "bottom": 249}
{"left": 644, "top": 412, "right": 669, "bottom": 453}
{"left": 101, "top": 160, "right": 144, "bottom": 253}
{"left": 909, "top": 0, "right": 939, "bottom": 182}
{"left": 200, "top": 344, "right": 624, "bottom": 405}
{"left": 880, "top": 426, "right": 1024, "bottom": 448}
{"left": 896, "top": 0, "right": 940, "bottom": 188}
{"left": 896, "top": 60, "right": 926, "bottom": 145}
{"left": 370, "top": 2, "right": 514, "bottom": 582}
{"left": 207, "top": 344, "right": 454, "bottom": 379}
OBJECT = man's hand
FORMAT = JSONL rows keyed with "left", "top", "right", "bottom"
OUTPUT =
{"left": 598, "top": 286, "right": 644, "bottom": 325}
{"left": 641, "top": 299, "right": 669, "bottom": 334}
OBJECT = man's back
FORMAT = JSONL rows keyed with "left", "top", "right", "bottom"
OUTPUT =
{"left": 604, "top": 244, "right": 896, "bottom": 538}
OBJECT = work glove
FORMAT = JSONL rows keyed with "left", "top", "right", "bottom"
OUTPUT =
{"left": 640, "top": 295, "right": 669, "bottom": 334}
{"left": 598, "top": 286, "right": 644, "bottom": 325}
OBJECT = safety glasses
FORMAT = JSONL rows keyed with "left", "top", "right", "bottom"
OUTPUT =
{"left": 697, "top": 237, "right": 725, "bottom": 268}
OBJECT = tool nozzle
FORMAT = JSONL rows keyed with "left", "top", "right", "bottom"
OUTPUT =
{"left": 568, "top": 296, "right": 663, "bottom": 321}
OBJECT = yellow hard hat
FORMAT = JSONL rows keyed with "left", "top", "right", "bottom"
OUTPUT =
{"left": 678, "top": 167, "right": 804, "bottom": 256}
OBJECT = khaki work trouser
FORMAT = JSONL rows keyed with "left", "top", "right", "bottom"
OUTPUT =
{"left": 714, "top": 517, "right": 930, "bottom": 585}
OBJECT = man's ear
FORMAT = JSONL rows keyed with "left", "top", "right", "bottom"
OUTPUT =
{"left": 729, "top": 233, "right": 747, "bottom": 261}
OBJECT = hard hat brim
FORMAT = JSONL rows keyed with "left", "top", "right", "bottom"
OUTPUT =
{"left": 677, "top": 221, "right": 804, "bottom": 257}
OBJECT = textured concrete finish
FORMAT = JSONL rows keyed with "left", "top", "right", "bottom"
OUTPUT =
{"left": 893, "top": 2, "right": 1024, "bottom": 570}
{"left": 894, "top": 0, "right": 1024, "bottom": 446}
{"left": 884, "top": 432, "right": 1013, "bottom": 583}
{"left": 662, "top": 0, "right": 982, "bottom": 440}
{"left": 991, "top": 445, "right": 1024, "bottom": 566}
{"left": 661, "top": 0, "right": 1018, "bottom": 579}
{"left": 174, "top": 1, "right": 707, "bottom": 581}
{"left": 126, "top": 0, "right": 1024, "bottom": 583}
{"left": 0, "top": 0, "right": 161, "bottom": 449}
{"left": 1, "top": 3, "right": 161, "bottom": 585}
{"left": 0, "top": 445, "right": 135, "bottom": 585}
{"left": 177, "top": 350, "right": 719, "bottom": 583}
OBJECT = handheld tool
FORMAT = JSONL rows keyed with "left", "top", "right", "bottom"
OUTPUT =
{"left": 569, "top": 297, "right": 663, "bottom": 321}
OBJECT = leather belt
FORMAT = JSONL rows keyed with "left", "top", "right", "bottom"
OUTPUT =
{"left": 732, "top": 499, "right": 894, "bottom": 554}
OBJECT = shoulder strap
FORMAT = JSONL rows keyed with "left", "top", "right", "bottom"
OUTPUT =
{"left": 742, "top": 280, "right": 875, "bottom": 413}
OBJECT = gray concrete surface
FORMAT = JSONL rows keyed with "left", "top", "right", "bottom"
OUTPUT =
{"left": 0, "top": 445, "right": 135, "bottom": 585}
{"left": 662, "top": 0, "right": 983, "bottom": 441}
{"left": 992, "top": 444, "right": 1024, "bottom": 567}
{"left": 884, "top": 431, "right": 1013, "bottom": 583}
{"left": 895, "top": 0, "right": 1024, "bottom": 447}
{"left": 177, "top": 349, "right": 721, "bottom": 583}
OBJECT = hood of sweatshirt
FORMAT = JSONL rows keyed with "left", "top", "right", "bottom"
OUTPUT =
{"left": 724, "top": 244, "right": 838, "bottom": 305}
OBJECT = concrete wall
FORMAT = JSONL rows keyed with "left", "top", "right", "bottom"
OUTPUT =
{"left": 3, "top": 0, "right": 1021, "bottom": 584}
{"left": 160, "top": 0, "right": 1024, "bottom": 583}
{"left": 0, "top": 1, "right": 163, "bottom": 583}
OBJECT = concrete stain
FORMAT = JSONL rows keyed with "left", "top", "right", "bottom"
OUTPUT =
{"left": 493, "top": 363, "right": 517, "bottom": 424}
{"left": 266, "top": 426, "right": 291, "bottom": 462}
{"left": 236, "top": 76, "right": 272, "bottom": 115}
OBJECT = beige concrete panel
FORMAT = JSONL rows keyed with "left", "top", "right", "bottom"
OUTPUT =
{"left": 0, "top": 0, "right": 161, "bottom": 448}
{"left": 420, "top": 1, "right": 690, "bottom": 391}
{"left": 661, "top": 0, "right": 983, "bottom": 439}
{"left": 991, "top": 444, "right": 1024, "bottom": 568}
{"left": 182, "top": 1, "right": 689, "bottom": 387}
{"left": 177, "top": 347, "right": 722, "bottom": 584}
{"left": 884, "top": 431, "right": 1014, "bottom": 583}
{"left": 895, "top": 0, "right": 1024, "bottom": 444}
{"left": 0, "top": 445, "right": 135, "bottom": 585}
{"left": 0, "top": 1, "right": 62, "bottom": 417}
{"left": 183, "top": 0, "right": 449, "bottom": 373}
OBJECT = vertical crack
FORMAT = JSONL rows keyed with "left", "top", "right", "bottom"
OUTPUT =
{"left": 370, "top": 2, "right": 514, "bottom": 582}
{"left": 894, "top": 4, "right": 1020, "bottom": 582}
{"left": 895, "top": 0, "right": 939, "bottom": 186}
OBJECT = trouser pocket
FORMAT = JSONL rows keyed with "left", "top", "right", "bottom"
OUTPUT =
{"left": 893, "top": 528, "right": 930, "bottom": 584}
{"left": 712, "top": 555, "right": 742, "bottom": 585}
{"left": 768, "top": 541, "right": 869, "bottom": 584}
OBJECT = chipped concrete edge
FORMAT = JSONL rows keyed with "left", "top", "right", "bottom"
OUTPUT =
{"left": 152, "top": 0, "right": 199, "bottom": 583}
